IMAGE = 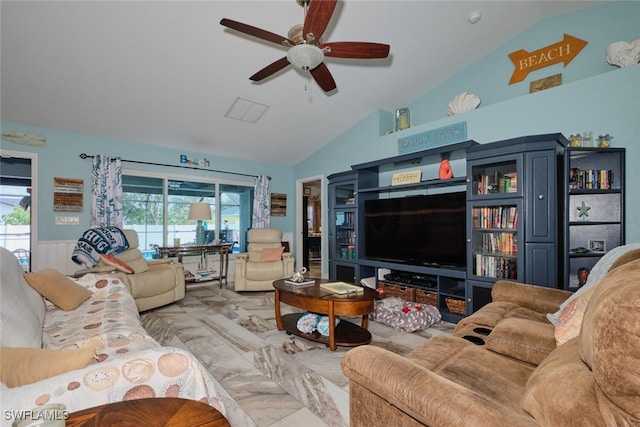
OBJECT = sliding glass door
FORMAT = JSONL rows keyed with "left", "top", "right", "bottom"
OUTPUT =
{"left": 122, "top": 173, "right": 252, "bottom": 257}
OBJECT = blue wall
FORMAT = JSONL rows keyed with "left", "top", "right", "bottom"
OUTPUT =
{"left": 2, "top": 1, "right": 638, "bottom": 265}
{"left": 0, "top": 124, "right": 295, "bottom": 242}
{"left": 293, "top": 1, "right": 640, "bottom": 275}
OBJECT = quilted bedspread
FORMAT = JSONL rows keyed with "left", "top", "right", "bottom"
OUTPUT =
{"left": 0, "top": 274, "right": 225, "bottom": 425}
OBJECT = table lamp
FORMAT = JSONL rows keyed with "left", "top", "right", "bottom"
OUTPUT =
{"left": 189, "top": 203, "right": 212, "bottom": 245}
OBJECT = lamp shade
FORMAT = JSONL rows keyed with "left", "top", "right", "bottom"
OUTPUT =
{"left": 188, "top": 203, "right": 212, "bottom": 221}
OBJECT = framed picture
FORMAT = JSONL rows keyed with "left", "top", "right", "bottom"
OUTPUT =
{"left": 270, "top": 193, "right": 287, "bottom": 216}
{"left": 529, "top": 73, "right": 562, "bottom": 93}
{"left": 304, "top": 187, "right": 311, "bottom": 196}
{"left": 588, "top": 239, "right": 606, "bottom": 253}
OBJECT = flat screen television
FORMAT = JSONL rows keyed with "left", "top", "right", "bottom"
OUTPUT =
{"left": 364, "top": 192, "right": 467, "bottom": 268}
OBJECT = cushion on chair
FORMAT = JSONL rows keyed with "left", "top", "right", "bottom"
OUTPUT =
{"left": 122, "top": 229, "right": 140, "bottom": 248}
{"left": 245, "top": 260, "right": 284, "bottom": 281}
{"left": 259, "top": 246, "right": 284, "bottom": 262}
{"left": 547, "top": 243, "right": 640, "bottom": 325}
{"left": 247, "top": 228, "right": 283, "bottom": 243}
{"left": 101, "top": 254, "right": 134, "bottom": 273}
{"left": 553, "top": 286, "right": 596, "bottom": 346}
{"left": 114, "top": 248, "right": 149, "bottom": 273}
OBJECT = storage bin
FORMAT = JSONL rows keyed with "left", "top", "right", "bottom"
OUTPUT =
{"left": 445, "top": 297, "right": 466, "bottom": 315}
{"left": 415, "top": 289, "right": 438, "bottom": 307}
{"left": 380, "top": 281, "right": 416, "bottom": 301}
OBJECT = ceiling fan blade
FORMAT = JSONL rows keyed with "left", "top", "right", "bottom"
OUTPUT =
{"left": 303, "top": 0, "right": 337, "bottom": 43}
{"left": 310, "top": 62, "right": 337, "bottom": 92}
{"left": 250, "top": 57, "right": 291, "bottom": 82}
{"left": 220, "top": 18, "right": 294, "bottom": 47}
{"left": 321, "top": 41, "right": 390, "bottom": 59}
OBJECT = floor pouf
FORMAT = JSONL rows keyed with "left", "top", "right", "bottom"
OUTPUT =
{"left": 370, "top": 297, "right": 441, "bottom": 332}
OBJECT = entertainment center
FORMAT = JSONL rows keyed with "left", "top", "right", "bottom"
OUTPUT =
{"left": 328, "top": 133, "right": 582, "bottom": 323}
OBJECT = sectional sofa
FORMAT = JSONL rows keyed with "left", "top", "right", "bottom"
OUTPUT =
{"left": 342, "top": 244, "right": 640, "bottom": 426}
{"left": 0, "top": 247, "right": 225, "bottom": 426}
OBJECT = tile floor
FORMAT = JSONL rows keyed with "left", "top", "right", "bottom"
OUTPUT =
{"left": 140, "top": 282, "right": 454, "bottom": 427}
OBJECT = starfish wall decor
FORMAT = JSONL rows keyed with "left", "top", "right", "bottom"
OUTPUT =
{"left": 577, "top": 200, "right": 591, "bottom": 220}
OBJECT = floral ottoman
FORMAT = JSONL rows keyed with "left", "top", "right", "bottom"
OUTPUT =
{"left": 370, "top": 297, "right": 441, "bottom": 332}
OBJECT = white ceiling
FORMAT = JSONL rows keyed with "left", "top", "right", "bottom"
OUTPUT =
{"left": 1, "top": 1, "right": 607, "bottom": 166}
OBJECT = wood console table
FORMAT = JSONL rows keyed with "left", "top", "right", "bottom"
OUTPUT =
{"left": 156, "top": 243, "right": 235, "bottom": 288}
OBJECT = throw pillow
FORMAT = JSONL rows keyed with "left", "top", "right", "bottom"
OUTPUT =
{"left": 100, "top": 254, "right": 134, "bottom": 274}
{"left": 24, "top": 269, "right": 92, "bottom": 310}
{"left": 259, "top": 246, "right": 284, "bottom": 262}
{"left": 554, "top": 286, "right": 595, "bottom": 346}
{"left": 0, "top": 339, "right": 100, "bottom": 387}
{"left": 547, "top": 243, "right": 640, "bottom": 325}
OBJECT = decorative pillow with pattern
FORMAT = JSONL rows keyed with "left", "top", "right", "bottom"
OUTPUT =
{"left": 554, "top": 286, "right": 596, "bottom": 345}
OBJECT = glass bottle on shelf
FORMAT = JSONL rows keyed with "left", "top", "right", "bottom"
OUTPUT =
{"left": 569, "top": 134, "right": 583, "bottom": 147}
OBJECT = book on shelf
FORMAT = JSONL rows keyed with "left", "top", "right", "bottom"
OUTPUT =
{"left": 284, "top": 279, "right": 316, "bottom": 287}
{"left": 476, "top": 172, "right": 518, "bottom": 195}
{"left": 320, "top": 281, "right": 364, "bottom": 295}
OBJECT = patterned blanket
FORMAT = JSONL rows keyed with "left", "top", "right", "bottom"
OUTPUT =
{"left": 71, "top": 227, "right": 129, "bottom": 268}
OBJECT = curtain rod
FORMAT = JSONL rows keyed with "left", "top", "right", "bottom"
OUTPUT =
{"left": 79, "top": 153, "right": 270, "bottom": 180}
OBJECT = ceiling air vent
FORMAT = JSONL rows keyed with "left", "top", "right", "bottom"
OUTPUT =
{"left": 225, "top": 97, "right": 269, "bottom": 124}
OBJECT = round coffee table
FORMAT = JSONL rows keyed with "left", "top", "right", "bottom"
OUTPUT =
{"left": 273, "top": 278, "right": 378, "bottom": 351}
{"left": 66, "top": 397, "right": 229, "bottom": 427}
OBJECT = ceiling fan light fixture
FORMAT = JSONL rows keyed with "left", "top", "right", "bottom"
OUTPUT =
{"left": 288, "top": 24, "right": 304, "bottom": 44}
{"left": 287, "top": 44, "right": 324, "bottom": 71}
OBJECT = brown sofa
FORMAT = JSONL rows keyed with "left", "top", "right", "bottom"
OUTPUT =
{"left": 342, "top": 251, "right": 640, "bottom": 426}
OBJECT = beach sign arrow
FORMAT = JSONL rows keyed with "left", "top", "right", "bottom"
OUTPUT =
{"left": 508, "top": 34, "right": 587, "bottom": 84}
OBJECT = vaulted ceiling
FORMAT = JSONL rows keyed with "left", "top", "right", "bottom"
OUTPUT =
{"left": 1, "top": 1, "right": 606, "bottom": 166}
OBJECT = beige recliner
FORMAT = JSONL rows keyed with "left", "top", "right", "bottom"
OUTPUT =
{"left": 234, "top": 228, "right": 295, "bottom": 291}
{"left": 75, "top": 229, "right": 185, "bottom": 311}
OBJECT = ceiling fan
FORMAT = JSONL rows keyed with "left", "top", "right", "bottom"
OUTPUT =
{"left": 220, "top": 0, "right": 390, "bottom": 92}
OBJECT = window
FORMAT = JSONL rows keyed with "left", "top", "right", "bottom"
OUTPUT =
{"left": 122, "top": 173, "right": 253, "bottom": 257}
{"left": 0, "top": 155, "right": 32, "bottom": 271}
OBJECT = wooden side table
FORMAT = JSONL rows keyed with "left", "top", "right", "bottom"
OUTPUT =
{"left": 66, "top": 398, "right": 229, "bottom": 427}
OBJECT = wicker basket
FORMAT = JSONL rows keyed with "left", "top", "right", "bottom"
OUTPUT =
{"left": 445, "top": 297, "right": 466, "bottom": 315}
{"left": 380, "top": 281, "right": 416, "bottom": 302}
{"left": 415, "top": 289, "right": 438, "bottom": 306}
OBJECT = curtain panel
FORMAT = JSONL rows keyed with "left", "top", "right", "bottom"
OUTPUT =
{"left": 252, "top": 174, "right": 270, "bottom": 228}
{"left": 91, "top": 155, "right": 123, "bottom": 228}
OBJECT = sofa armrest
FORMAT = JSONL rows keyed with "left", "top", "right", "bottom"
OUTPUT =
{"left": 74, "top": 265, "right": 117, "bottom": 276}
{"left": 491, "top": 280, "right": 572, "bottom": 314}
{"left": 147, "top": 258, "right": 174, "bottom": 266}
{"left": 233, "top": 254, "right": 249, "bottom": 290}
{"left": 235, "top": 253, "right": 249, "bottom": 261}
{"left": 342, "top": 345, "right": 538, "bottom": 427}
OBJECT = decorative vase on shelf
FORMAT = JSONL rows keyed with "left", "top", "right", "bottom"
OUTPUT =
{"left": 395, "top": 108, "right": 410, "bottom": 132}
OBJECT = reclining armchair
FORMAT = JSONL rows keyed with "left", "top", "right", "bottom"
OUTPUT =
{"left": 74, "top": 229, "right": 185, "bottom": 311}
{"left": 234, "top": 228, "right": 295, "bottom": 291}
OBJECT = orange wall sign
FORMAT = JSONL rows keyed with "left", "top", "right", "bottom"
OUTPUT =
{"left": 508, "top": 34, "right": 587, "bottom": 84}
